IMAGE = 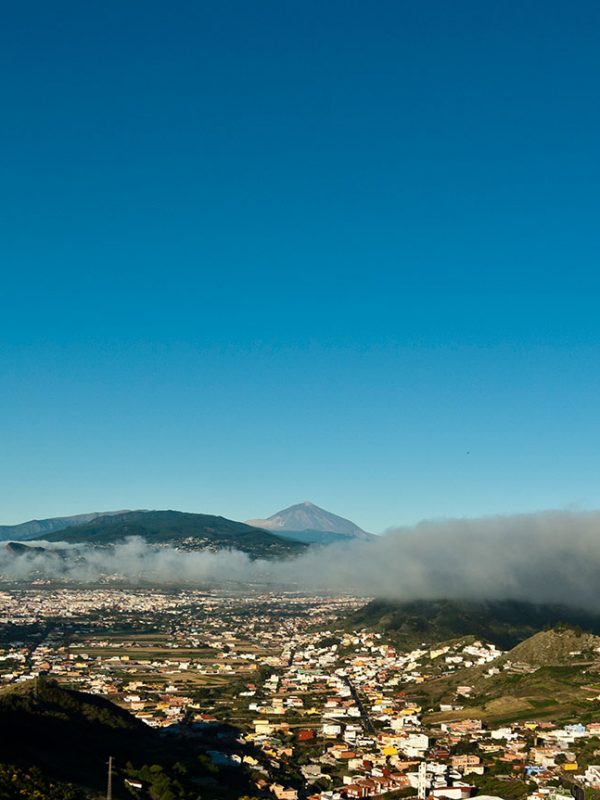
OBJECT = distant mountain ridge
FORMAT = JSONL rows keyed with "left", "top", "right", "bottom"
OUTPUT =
{"left": 2, "top": 502, "right": 373, "bottom": 549}
{"left": 247, "top": 501, "right": 373, "bottom": 543}
{"left": 29, "top": 509, "right": 305, "bottom": 558}
{"left": 0, "top": 510, "right": 132, "bottom": 541}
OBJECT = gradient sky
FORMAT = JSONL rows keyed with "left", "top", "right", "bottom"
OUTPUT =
{"left": 2, "top": 1, "right": 600, "bottom": 531}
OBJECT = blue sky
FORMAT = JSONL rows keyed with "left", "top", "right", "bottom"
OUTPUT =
{"left": 2, "top": 0, "right": 600, "bottom": 531}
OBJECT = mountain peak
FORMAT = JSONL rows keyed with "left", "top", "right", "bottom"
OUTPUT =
{"left": 246, "top": 501, "right": 372, "bottom": 539}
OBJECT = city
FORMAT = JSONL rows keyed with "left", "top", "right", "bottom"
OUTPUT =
{"left": 3, "top": 588, "right": 600, "bottom": 800}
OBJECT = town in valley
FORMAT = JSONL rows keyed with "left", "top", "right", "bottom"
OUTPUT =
{"left": 3, "top": 586, "right": 600, "bottom": 800}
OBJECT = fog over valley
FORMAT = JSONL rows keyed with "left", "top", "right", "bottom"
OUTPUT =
{"left": 3, "top": 509, "right": 600, "bottom": 609}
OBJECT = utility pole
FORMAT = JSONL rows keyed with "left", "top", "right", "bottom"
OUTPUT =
{"left": 417, "top": 760, "right": 428, "bottom": 800}
{"left": 106, "top": 756, "right": 114, "bottom": 800}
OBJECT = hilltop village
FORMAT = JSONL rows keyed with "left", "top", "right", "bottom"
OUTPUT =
{"left": 2, "top": 588, "right": 600, "bottom": 800}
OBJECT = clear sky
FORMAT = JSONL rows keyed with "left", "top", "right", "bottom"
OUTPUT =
{"left": 2, "top": 1, "right": 600, "bottom": 531}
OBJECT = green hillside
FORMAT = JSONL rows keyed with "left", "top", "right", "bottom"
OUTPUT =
{"left": 343, "top": 599, "right": 600, "bottom": 725}
{"left": 502, "top": 625, "right": 600, "bottom": 667}
{"left": 34, "top": 509, "right": 306, "bottom": 558}
{"left": 347, "top": 598, "right": 600, "bottom": 649}
{"left": 415, "top": 626, "right": 600, "bottom": 725}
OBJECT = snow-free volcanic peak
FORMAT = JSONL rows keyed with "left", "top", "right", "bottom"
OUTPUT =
{"left": 246, "top": 501, "right": 372, "bottom": 540}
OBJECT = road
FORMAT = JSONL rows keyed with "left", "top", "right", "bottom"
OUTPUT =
{"left": 342, "top": 674, "right": 375, "bottom": 734}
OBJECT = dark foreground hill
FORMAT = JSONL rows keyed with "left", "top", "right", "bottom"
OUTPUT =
{"left": 0, "top": 678, "right": 260, "bottom": 799}
{"left": 33, "top": 509, "right": 306, "bottom": 558}
{"left": 0, "top": 678, "right": 153, "bottom": 797}
{"left": 347, "top": 598, "right": 600, "bottom": 649}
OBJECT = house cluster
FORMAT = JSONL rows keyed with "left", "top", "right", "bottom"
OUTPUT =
{"left": 237, "top": 630, "right": 507, "bottom": 799}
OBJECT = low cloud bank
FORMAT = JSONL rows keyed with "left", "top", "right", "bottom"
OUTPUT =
{"left": 3, "top": 510, "right": 600, "bottom": 609}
